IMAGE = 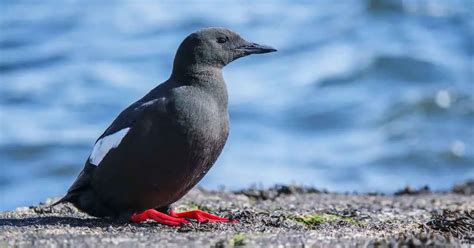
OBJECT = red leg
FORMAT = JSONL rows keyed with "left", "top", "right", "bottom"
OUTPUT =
{"left": 169, "top": 209, "right": 237, "bottom": 223}
{"left": 130, "top": 209, "right": 189, "bottom": 226}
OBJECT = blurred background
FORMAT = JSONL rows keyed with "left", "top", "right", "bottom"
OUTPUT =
{"left": 0, "top": 0, "right": 473, "bottom": 210}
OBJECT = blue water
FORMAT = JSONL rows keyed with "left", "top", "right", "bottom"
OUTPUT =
{"left": 0, "top": 0, "right": 473, "bottom": 211}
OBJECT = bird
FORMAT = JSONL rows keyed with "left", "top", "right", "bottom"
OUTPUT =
{"left": 54, "top": 27, "right": 277, "bottom": 226}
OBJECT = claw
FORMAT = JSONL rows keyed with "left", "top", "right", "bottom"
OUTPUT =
{"left": 169, "top": 209, "right": 238, "bottom": 223}
{"left": 130, "top": 209, "right": 189, "bottom": 226}
{"left": 130, "top": 209, "right": 237, "bottom": 226}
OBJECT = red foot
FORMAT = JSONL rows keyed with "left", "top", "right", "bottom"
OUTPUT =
{"left": 169, "top": 209, "right": 237, "bottom": 223}
{"left": 130, "top": 209, "right": 188, "bottom": 226}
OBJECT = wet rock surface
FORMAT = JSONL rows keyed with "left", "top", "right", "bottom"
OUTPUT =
{"left": 1, "top": 183, "right": 473, "bottom": 247}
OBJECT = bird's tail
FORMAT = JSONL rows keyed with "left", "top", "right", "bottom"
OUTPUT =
{"left": 51, "top": 194, "right": 71, "bottom": 207}
{"left": 50, "top": 169, "right": 92, "bottom": 208}
{"left": 52, "top": 164, "right": 115, "bottom": 218}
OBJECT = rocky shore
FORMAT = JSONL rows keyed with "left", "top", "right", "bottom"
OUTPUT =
{"left": 1, "top": 181, "right": 473, "bottom": 247}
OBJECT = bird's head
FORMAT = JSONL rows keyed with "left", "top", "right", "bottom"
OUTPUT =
{"left": 172, "top": 27, "right": 277, "bottom": 72}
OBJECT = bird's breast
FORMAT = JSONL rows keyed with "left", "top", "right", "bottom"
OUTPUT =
{"left": 177, "top": 98, "right": 229, "bottom": 153}
{"left": 161, "top": 93, "right": 228, "bottom": 200}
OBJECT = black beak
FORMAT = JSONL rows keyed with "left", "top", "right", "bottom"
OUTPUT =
{"left": 237, "top": 42, "right": 277, "bottom": 55}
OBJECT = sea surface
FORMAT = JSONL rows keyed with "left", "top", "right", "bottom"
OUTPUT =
{"left": 0, "top": 0, "right": 473, "bottom": 211}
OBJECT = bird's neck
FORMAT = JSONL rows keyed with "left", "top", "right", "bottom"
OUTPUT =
{"left": 170, "top": 65, "right": 228, "bottom": 109}
{"left": 171, "top": 64, "right": 222, "bottom": 82}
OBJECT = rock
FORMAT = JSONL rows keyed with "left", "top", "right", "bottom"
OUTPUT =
{"left": 1, "top": 183, "right": 472, "bottom": 247}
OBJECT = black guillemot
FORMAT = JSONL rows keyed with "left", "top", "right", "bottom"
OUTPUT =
{"left": 54, "top": 27, "right": 276, "bottom": 226}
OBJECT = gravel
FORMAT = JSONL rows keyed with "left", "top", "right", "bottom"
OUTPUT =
{"left": 1, "top": 182, "right": 473, "bottom": 247}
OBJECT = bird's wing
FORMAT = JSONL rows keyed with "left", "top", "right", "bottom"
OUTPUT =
{"left": 56, "top": 97, "right": 169, "bottom": 205}
{"left": 89, "top": 97, "right": 168, "bottom": 166}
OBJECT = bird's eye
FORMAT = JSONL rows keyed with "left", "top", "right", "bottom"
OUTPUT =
{"left": 217, "top": 37, "right": 228, "bottom": 44}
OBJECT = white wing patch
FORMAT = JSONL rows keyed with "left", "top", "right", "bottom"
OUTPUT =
{"left": 139, "top": 99, "right": 159, "bottom": 108}
{"left": 89, "top": 127, "right": 130, "bottom": 166}
{"left": 134, "top": 98, "right": 163, "bottom": 110}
